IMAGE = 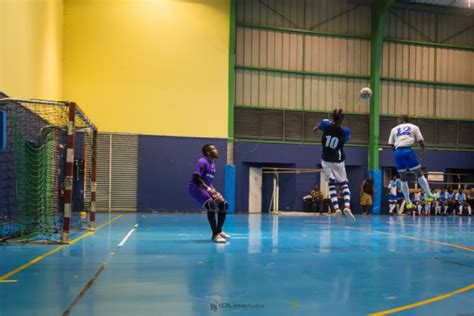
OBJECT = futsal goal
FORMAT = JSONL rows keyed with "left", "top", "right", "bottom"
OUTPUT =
{"left": 262, "top": 167, "right": 327, "bottom": 215}
{"left": 0, "top": 97, "right": 97, "bottom": 243}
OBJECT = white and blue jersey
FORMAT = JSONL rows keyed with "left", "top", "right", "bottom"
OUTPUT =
{"left": 438, "top": 191, "right": 447, "bottom": 202}
{"left": 455, "top": 193, "right": 467, "bottom": 205}
{"left": 388, "top": 123, "right": 424, "bottom": 172}
{"left": 448, "top": 192, "right": 455, "bottom": 201}
{"left": 388, "top": 179, "right": 401, "bottom": 202}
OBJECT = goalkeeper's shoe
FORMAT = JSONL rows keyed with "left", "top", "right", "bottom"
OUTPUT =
{"left": 219, "top": 232, "right": 230, "bottom": 239}
{"left": 212, "top": 234, "right": 227, "bottom": 243}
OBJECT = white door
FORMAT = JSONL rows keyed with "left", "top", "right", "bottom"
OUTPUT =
{"left": 248, "top": 167, "right": 262, "bottom": 213}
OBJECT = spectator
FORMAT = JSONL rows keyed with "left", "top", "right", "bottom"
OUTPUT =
{"left": 360, "top": 175, "right": 375, "bottom": 215}
{"left": 455, "top": 188, "right": 471, "bottom": 216}
{"left": 303, "top": 185, "right": 323, "bottom": 213}
{"left": 468, "top": 187, "right": 474, "bottom": 215}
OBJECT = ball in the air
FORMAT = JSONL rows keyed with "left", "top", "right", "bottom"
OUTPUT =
{"left": 360, "top": 87, "right": 372, "bottom": 100}
{"left": 80, "top": 211, "right": 87, "bottom": 219}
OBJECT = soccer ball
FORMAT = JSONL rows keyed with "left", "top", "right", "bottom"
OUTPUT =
{"left": 360, "top": 87, "right": 372, "bottom": 100}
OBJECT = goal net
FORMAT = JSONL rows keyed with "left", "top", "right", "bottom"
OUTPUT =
{"left": 0, "top": 97, "right": 97, "bottom": 243}
{"left": 263, "top": 167, "right": 329, "bottom": 215}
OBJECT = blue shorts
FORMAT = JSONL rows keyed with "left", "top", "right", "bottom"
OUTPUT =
{"left": 394, "top": 147, "right": 420, "bottom": 172}
{"left": 388, "top": 194, "right": 397, "bottom": 202}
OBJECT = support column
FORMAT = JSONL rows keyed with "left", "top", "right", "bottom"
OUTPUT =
{"left": 369, "top": 0, "right": 394, "bottom": 214}
{"left": 225, "top": 0, "right": 236, "bottom": 214}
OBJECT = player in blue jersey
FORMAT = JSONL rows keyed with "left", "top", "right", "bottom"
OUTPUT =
{"left": 447, "top": 188, "right": 456, "bottom": 215}
{"left": 455, "top": 189, "right": 472, "bottom": 216}
{"left": 313, "top": 109, "right": 355, "bottom": 224}
{"left": 436, "top": 188, "right": 448, "bottom": 215}
{"left": 388, "top": 175, "right": 402, "bottom": 214}
{"left": 388, "top": 115, "right": 435, "bottom": 211}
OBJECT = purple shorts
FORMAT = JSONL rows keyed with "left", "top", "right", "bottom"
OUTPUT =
{"left": 188, "top": 185, "right": 213, "bottom": 207}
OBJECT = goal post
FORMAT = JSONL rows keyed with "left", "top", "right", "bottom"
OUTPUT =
{"left": 262, "top": 167, "right": 326, "bottom": 215}
{"left": 0, "top": 97, "right": 97, "bottom": 243}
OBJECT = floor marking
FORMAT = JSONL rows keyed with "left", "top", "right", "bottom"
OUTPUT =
{"left": 0, "top": 215, "right": 123, "bottom": 282}
{"left": 63, "top": 223, "right": 139, "bottom": 315}
{"left": 344, "top": 226, "right": 474, "bottom": 253}
{"left": 62, "top": 263, "right": 108, "bottom": 316}
{"left": 117, "top": 226, "right": 137, "bottom": 247}
{"left": 368, "top": 283, "right": 474, "bottom": 316}
{"left": 344, "top": 225, "right": 474, "bottom": 315}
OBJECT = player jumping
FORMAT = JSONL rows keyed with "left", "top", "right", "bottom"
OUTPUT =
{"left": 388, "top": 115, "right": 435, "bottom": 210}
{"left": 314, "top": 109, "right": 355, "bottom": 224}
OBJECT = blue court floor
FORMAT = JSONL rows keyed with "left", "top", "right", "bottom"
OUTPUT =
{"left": 0, "top": 213, "right": 473, "bottom": 316}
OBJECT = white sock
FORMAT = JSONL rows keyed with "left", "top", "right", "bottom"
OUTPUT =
{"left": 389, "top": 204, "right": 396, "bottom": 213}
{"left": 399, "top": 202, "right": 405, "bottom": 214}
{"left": 418, "top": 176, "right": 432, "bottom": 197}
{"left": 401, "top": 182, "right": 411, "bottom": 203}
{"left": 328, "top": 183, "right": 339, "bottom": 211}
{"left": 341, "top": 183, "right": 350, "bottom": 209}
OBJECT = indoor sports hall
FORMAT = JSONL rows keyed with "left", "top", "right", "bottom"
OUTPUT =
{"left": 0, "top": 1, "right": 473, "bottom": 315}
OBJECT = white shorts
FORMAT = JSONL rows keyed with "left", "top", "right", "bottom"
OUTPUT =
{"left": 321, "top": 160, "right": 348, "bottom": 183}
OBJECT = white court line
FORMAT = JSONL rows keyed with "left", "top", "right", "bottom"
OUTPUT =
{"left": 117, "top": 225, "right": 138, "bottom": 247}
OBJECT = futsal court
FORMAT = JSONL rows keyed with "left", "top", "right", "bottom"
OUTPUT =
{"left": 0, "top": 213, "right": 473, "bottom": 315}
{"left": 1, "top": 0, "right": 474, "bottom": 315}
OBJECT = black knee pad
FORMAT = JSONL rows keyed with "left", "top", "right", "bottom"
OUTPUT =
{"left": 204, "top": 199, "right": 217, "bottom": 211}
{"left": 399, "top": 172, "right": 408, "bottom": 182}
{"left": 328, "top": 179, "right": 337, "bottom": 186}
{"left": 218, "top": 201, "right": 229, "bottom": 212}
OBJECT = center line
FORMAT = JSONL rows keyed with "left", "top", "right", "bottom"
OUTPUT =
{"left": 117, "top": 226, "right": 137, "bottom": 247}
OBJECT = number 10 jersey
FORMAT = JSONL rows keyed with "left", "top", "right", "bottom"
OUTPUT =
{"left": 318, "top": 119, "right": 351, "bottom": 163}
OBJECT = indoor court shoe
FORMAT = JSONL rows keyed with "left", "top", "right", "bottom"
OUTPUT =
{"left": 343, "top": 208, "right": 356, "bottom": 224}
{"left": 219, "top": 232, "right": 230, "bottom": 239}
{"left": 335, "top": 209, "right": 344, "bottom": 225}
{"left": 213, "top": 234, "right": 227, "bottom": 243}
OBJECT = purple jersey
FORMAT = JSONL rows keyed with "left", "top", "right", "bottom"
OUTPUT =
{"left": 190, "top": 157, "right": 216, "bottom": 187}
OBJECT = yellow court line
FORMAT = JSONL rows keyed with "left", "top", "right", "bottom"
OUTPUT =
{"left": 0, "top": 280, "right": 17, "bottom": 283}
{"left": 344, "top": 226, "right": 474, "bottom": 253}
{"left": 344, "top": 226, "right": 474, "bottom": 315}
{"left": 0, "top": 215, "right": 123, "bottom": 282}
{"left": 369, "top": 283, "right": 474, "bottom": 316}
{"left": 400, "top": 235, "right": 474, "bottom": 253}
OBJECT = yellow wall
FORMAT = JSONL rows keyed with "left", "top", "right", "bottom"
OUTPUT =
{"left": 63, "top": 0, "right": 230, "bottom": 138}
{"left": 0, "top": 0, "right": 63, "bottom": 100}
